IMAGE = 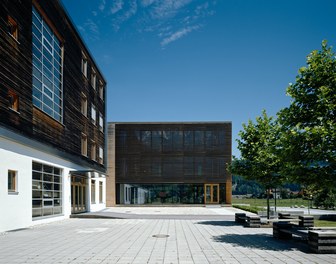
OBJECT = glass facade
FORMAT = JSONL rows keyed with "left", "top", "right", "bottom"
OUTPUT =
{"left": 32, "top": 6, "right": 63, "bottom": 122}
{"left": 32, "top": 162, "right": 62, "bottom": 218}
{"left": 117, "top": 183, "right": 227, "bottom": 205}
{"left": 114, "top": 123, "right": 232, "bottom": 205}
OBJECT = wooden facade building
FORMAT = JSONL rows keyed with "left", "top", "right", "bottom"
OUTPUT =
{"left": 0, "top": 0, "right": 107, "bottom": 232}
{"left": 107, "top": 122, "right": 232, "bottom": 206}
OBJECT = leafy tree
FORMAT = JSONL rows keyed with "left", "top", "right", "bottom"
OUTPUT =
{"left": 229, "top": 110, "right": 283, "bottom": 218}
{"left": 278, "top": 41, "right": 336, "bottom": 190}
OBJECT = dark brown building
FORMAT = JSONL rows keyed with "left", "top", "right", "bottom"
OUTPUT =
{"left": 0, "top": 0, "right": 107, "bottom": 232}
{"left": 107, "top": 122, "right": 232, "bottom": 206}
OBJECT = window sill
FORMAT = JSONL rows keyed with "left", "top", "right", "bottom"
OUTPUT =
{"left": 8, "top": 191, "right": 19, "bottom": 195}
{"left": 7, "top": 32, "right": 20, "bottom": 44}
{"left": 8, "top": 107, "right": 20, "bottom": 114}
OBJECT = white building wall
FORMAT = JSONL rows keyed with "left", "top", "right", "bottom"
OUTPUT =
{"left": 0, "top": 136, "right": 105, "bottom": 232}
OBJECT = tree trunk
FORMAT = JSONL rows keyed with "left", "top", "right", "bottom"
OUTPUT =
{"left": 267, "top": 188, "right": 270, "bottom": 219}
{"left": 274, "top": 187, "right": 277, "bottom": 212}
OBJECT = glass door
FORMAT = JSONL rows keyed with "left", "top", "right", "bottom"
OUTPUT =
{"left": 71, "top": 176, "right": 87, "bottom": 214}
{"left": 204, "top": 184, "right": 219, "bottom": 204}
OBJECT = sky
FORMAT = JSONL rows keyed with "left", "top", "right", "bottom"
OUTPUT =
{"left": 61, "top": 0, "right": 336, "bottom": 157}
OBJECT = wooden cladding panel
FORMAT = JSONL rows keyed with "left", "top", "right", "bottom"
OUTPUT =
{"left": 0, "top": 0, "right": 106, "bottom": 172}
{"left": 113, "top": 123, "right": 232, "bottom": 185}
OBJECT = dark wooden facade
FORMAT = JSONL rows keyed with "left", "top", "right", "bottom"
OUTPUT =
{"left": 110, "top": 122, "right": 232, "bottom": 203}
{"left": 0, "top": 0, "right": 106, "bottom": 172}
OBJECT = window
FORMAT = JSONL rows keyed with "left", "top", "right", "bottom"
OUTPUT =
{"left": 32, "top": 7, "right": 63, "bottom": 122}
{"left": 91, "top": 180, "right": 95, "bottom": 203}
{"left": 81, "top": 52, "right": 87, "bottom": 77}
{"left": 8, "top": 15, "right": 18, "bottom": 40}
{"left": 98, "top": 146, "right": 103, "bottom": 164}
{"left": 81, "top": 133, "right": 87, "bottom": 156}
{"left": 91, "top": 140, "right": 96, "bottom": 161}
{"left": 81, "top": 93, "right": 87, "bottom": 116}
{"left": 99, "top": 182, "right": 103, "bottom": 203}
{"left": 91, "top": 104, "right": 96, "bottom": 124}
{"left": 32, "top": 162, "right": 62, "bottom": 218}
{"left": 99, "top": 81, "right": 104, "bottom": 100}
{"left": 8, "top": 170, "right": 17, "bottom": 192}
{"left": 91, "top": 68, "right": 96, "bottom": 89}
{"left": 99, "top": 113, "right": 104, "bottom": 132}
{"left": 8, "top": 89, "right": 19, "bottom": 112}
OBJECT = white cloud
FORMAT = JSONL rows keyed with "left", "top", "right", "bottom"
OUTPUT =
{"left": 80, "top": 19, "right": 100, "bottom": 41}
{"left": 111, "top": 0, "right": 124, "bottom": 14}
{"left": 141, "top": 0, "right": 155, "bottom": 7}
{"left": 99, "top": 0, "right": 106, "bottom": 11}
{"left": 160, "top": 25, "right": 200, "bottom": 46}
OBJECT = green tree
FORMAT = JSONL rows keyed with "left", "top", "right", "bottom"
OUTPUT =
{"left": 278, "top": 41, "right": 336, "bottom": 191}
{"left": 229, "top": 110, "right": 283, "bottom": 218}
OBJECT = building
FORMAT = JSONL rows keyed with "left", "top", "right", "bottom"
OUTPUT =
{"left": 107, "top": 122, "right": 232, "bottom": 206}
{"left": 0, "top": 0, "right": 107, "bottom": 232}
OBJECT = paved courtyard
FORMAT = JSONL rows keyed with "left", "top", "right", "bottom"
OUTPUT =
{"left": 0, "top": 207, "right": 335, "bottom": 264}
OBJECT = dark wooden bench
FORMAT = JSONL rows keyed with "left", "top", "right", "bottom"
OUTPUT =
{"left": 235, "top": 213, "right": 261, "bottom": 227}
{"left": 245, "top": 215, "right": 261, "bottom": 228}
{"left": 308, "top": 230, "right": 336, "bottom": 253}
{"left": 235, "top": 213, "right": 246, "bottom": 223}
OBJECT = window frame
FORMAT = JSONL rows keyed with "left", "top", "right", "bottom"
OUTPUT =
{"left": 8, "top": 89, "right": 19, "bottom": 112}
{"left": 81, "top": 52, "right": 88, "bottom": 77}
{"left": 98, "top": 146, "right": 104, "bottom": 164}
{"left": 91, "top": 104, "right": 96, "bottom": 125}
{"left": 91, "top": 68, "right": 96, "bottom": 89}
{"left": 81, "top": 133, "right": 88, "bottom": 156}
{"left": 99, "top": 113, "right": 104, "bottom": 132}
{"left": 91, "top": 140, "right": 96, "bottom": 161}
{"left": 81, "top": 93, "right": 87, "bottom": 117}
{"left": 8, "top": 170, "right": 18, "bottom": 193}
{"left": 8, "top": 15, "right": 18, "bottom": 40}
{"left": 99, "top": 81, "right": 104, "bottom": 100}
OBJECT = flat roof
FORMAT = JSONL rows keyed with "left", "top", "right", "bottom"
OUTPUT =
{"left": 109, "top": 121, "right": 232, "bottom": 125}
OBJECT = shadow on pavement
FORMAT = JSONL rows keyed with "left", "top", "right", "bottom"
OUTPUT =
{"left": 195, "top": 220, "right": 237, "bottom": 227}
{"left": 212, "top": 233, "right": 310, "bottom": 253}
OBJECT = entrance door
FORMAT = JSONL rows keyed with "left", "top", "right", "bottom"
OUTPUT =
{"left": 204, "top": 184, "right": 219, "bottom": 204}
{"left": 71, "top": 176, "right": 87, "bottom": 214}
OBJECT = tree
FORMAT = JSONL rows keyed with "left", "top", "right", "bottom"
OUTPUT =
{"left": 278, "top": 41, "right": 336, "bottom": 191}
{"left": 229, "top": 110, "right": 283, "bottom": 218}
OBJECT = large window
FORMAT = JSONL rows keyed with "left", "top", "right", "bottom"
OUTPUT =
{"left": 32, "top": 162, "right": 62, "bottom": 218}
{"left": 32, "top": 6, "right": 63, "bottom": 122}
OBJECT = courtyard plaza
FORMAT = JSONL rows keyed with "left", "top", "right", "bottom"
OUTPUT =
{"left": 0, "top": 206, "right": 335, "bottom": 264}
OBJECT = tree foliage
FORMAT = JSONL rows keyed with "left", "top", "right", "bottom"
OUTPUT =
{"left": 278, "top": 41, "right": 336, "bottom": 189}
{"left": 229, "top": 110, "right": 282, "bottom": 217}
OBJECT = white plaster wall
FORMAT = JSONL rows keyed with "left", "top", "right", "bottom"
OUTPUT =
{"left": 89, "top": 178, "right": 106, "bottom": 212}
{"left": 0, "top": 136, "right": 105, "bottom": 232}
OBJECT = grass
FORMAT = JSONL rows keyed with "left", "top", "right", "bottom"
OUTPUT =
{"left": 314, "top": 220, "right": 336, "bottom": 227}
{"left": 232, "top": 204, "right": 262, "bottom": 214}
{"left": 232, "top": 198, "right": 310, "bottom": 208}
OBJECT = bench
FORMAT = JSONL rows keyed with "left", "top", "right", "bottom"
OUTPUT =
{"left": 308, "top": 230, "right": 336, "bottom": 253}
{"left": 245, "top": 215, "right": 261, "bottom": 228}
{"left": 235, "top": 213, "right": 261, "bottom": 227}
{"left": 235, "top": 213, "right": 246, "bottom": 223}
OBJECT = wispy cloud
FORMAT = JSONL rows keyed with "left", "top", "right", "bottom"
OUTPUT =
{"left": 78, "top": 19, "right": 100, "bottom": 41}
{"left": 160, "top": 25, "right": 200, "bottom": 46}
{"left": 81, "top": 0, "right": 216, "bottom": 47}
{"left": 99, "top": 0, "right": 106, "bottom": 12}
{"left": 110, "top": 0, "right": 124, "bottom": 14}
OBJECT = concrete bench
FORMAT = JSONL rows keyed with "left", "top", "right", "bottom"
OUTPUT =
{"left": 273, "top": 222, "right": 293, "bottom": 239}
{"left": 308, "top": 230, "right": 336, "bottom": 253}
{"left": 299, "top": 215, "right": 314, "bottom": 228}
{"left": 245, "top": 215, "right": 261, "bottom": 228}
{"left": 235, "top": 213, "right": 246, "bottom": 224}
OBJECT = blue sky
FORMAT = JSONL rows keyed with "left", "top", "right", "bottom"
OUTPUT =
{"left": 61, "top": 0, "right": 335, "bottom": 157}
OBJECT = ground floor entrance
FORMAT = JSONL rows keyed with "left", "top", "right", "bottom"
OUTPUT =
{"left": 116, "top": 183, "right": 226, "bottom": 205}
{"left": 204, "top": 184, "right": 219, "bottom": 204}
{"left": 71, "top": 176, "right": 87, "bottom": 214}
